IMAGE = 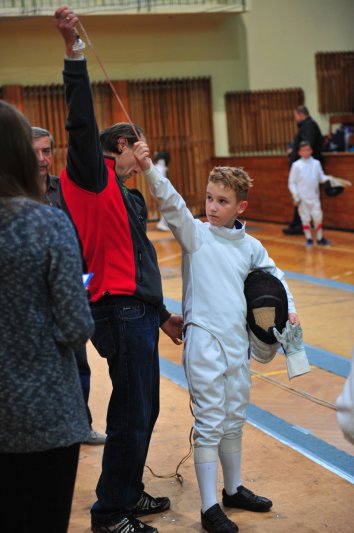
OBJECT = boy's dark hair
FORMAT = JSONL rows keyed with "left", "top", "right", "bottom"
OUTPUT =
{"left": 299, "top": 140, "right": 311, "bottom": 149}
{"left": 0, "top": 100, "right": 41, "bottom": 200}
{"left": 208, "top": 166, "right": 253, "bottom": 201}
{"left": 100, "top": 122, "right": 144, "bottom": 154}
{"left": 153, "top": 151, "right": 170, "bottom": 166}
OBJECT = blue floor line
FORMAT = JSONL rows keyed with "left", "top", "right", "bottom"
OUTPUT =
{"left": 284, "top": 270, "right": 354, "bottom": 292}
{"left": 305, "top": 344, "right": 350, "bottom": 377}
{"left": 159, "top": 356, "right": 354, "bottom": 484}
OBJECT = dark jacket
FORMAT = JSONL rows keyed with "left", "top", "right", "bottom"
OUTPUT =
{"left": 289, "top": 116, "right": 323, "bottom": 165}
{"left": 60, "top": 59, "right": 169, "bottom": 323}
{"left": 45, "top": 174, "right": 61, "bottom": 208}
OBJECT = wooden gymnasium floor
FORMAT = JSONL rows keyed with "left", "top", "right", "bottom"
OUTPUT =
{"left": 70, "top": 220, "right": 354, "bottom": 533}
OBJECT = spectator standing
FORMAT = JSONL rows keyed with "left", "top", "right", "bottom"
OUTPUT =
{"left": 0, "top": 100, "right": 94, "bottom": 533}
{"left": 54, "top": 7, "right": 183, "bottom": 533}
{"left": 154, "top": 150, "right": 170, "bottom": 231}
{"left": 283, "top": 105, "right": 323, "bottom": 235}
{"left": 31, "top": 126, "right": 106, "bottom": 445}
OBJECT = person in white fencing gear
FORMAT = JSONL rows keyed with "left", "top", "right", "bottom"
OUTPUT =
{"left": 139, "top": 160, "right": 301, "bottom": 533}
{"left": 288, "top": 141, "right": 331, "bottom": 247}
{"left": 244, "top": 270, "right": 310, "bottom": 379}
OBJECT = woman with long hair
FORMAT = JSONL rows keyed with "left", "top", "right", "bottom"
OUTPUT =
{"left": 0, "top": 100, "right": 95, "bottom": 533}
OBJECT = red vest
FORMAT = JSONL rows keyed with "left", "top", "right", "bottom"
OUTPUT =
{"left": 60, "top": 161, "right": 136, "bottom": 302}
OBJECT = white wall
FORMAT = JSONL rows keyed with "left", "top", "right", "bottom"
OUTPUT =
{"left": 243, "top": 0, "right": 354, "bottom": 141}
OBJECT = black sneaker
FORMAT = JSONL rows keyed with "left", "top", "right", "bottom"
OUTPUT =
{"left": 222, "top": 486, "right": 272, "bottom": 512}
{"left": 317, "top": 237, "right": 331, "bottom": 246}
{"left": 92, "top": 515, "right": 158, "bottom": 532}
{"left": 201, "top": 503, "right": 238, "bottom": 532}
{"left": 133, "top": 491, "right": 170, "bottom": 517}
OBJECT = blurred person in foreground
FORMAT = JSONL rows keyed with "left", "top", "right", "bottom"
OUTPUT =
{"left": 0, "top": 99, "right": 95, "bottom": 533}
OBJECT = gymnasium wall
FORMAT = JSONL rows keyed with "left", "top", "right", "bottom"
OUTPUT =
{"left": 0, "top": 0, "right": 353, "bottom": 156}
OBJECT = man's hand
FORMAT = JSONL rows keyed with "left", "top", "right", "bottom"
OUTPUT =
{"left": 160, "top": 314, "right": 184, "bottom": 345}
{"left": 54, "top": 6, "right": 80, "bottom": 57}
{"left": 133, "top": 141, "right": 151, "bottom": 172}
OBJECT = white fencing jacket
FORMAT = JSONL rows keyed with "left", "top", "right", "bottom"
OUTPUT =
{"left": 145, "top": 163, "right": 296, "bottom": 354}
{"left": 288, "top": 156, "right": 328, "bottom": 204}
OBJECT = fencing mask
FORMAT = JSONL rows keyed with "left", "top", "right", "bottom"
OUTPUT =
{"left": 244, "top": 270, "right": 288, "bottom": 363}
{"left": 324, "top": 176, "right": 352, "bottom": 197}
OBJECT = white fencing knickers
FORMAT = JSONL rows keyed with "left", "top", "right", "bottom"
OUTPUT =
{"left": 183, "top": 324, "right": 251, "bottom": 463}
{"left": 298, "top": 198, "right": 323, "bottom": 227}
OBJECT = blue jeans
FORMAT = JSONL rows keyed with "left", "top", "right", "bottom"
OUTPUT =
{"left": 89, "top": 296, "right": 160, "bottom": 526}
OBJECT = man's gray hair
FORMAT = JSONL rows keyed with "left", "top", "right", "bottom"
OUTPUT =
{"left": 31, "top": 126, "right": 54, "bottom": 148}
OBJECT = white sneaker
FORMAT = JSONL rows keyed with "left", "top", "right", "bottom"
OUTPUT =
{"left": 156, "top": 217, "right": 170, "bottom": 232}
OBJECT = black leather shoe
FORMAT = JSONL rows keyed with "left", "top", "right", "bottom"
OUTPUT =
{"left": 201, "top": 504, "right": 238, "bottom": 532}
{"left": 222, "top": 486, "right": 272, "bottom": 512}
{"left": 282, "top": 225, "right": 303, "bottom": 235}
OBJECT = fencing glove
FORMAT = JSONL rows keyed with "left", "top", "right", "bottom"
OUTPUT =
{"left": 273, "top": 321, "right": 310, "bottom": 379}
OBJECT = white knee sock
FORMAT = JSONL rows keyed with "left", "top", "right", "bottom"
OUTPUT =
{"left": 195, "top": 461, "right": 218, "bottom": 512}
{"left": 219, "top": 450, "right": 242, "bottom": 496}
{"left": 219, "top": 436, "right": 242, "bottom": 496}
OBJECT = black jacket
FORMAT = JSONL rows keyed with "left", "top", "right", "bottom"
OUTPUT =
{"left": 289, "top": 116, "right": 323, "bottom": 165}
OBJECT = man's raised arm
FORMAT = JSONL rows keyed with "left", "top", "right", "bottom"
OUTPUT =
{"left": 54, "top": 6, "right": 107, "bottom": 192}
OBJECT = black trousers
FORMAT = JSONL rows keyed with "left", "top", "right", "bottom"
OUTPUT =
{"left": 289, "top": 206, "right": 302, "bottom": 227}
{"left": 0, "top": 443, "right": 80, "bottom": 533}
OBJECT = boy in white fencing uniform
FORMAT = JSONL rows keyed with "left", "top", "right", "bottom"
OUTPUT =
{"left": 134, "top": 141, "right": 300, "bottom": 532}
{"left": 288, "top": 140, "right": 330, "bottom": 247}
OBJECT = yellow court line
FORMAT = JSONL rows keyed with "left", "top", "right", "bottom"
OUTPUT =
{"left": 251, "top": 365, "right": 316, "bottom": 379}
{"left": 252, "top": 368, "right": 288, "bottom": 378}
